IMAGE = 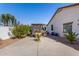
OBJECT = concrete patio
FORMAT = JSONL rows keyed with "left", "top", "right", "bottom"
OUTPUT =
{"left": 0, "top": 36, "right": 79, "bottom": 56}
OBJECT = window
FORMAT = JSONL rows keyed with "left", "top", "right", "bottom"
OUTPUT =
{"left": 63, "top": 22, "right": 72, "bottom": 33}
{"left": 51, "top": 25, "right": 53, "bottom": 31}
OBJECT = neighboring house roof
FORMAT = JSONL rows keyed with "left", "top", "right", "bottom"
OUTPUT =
{"left": 47, "top": 3, "right": 79, "bottom": 26}
{"left": 31, "top": 24, "right": 46, "bottom": 27}
{"left": 32, "top": 24, "right": 46, "bottom": 25}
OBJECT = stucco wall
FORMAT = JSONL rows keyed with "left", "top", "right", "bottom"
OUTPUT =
{"left": 0, "top": 26, "right": 13, "bottom": 40}
{"left": 47, "top": 5, "right": 79, "bottom": 38}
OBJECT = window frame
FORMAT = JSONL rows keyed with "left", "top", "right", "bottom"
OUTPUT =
{"left": 51, "top": 24, "right": 53, "bottom": 31}
{"left": 63, "top": 22, "right": 73, "bottom": 33}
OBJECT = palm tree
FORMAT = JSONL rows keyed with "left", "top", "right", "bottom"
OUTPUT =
{"left": 10, "top": 15, "right": 17, "bottom": 26}
{"left": 0, "top": 13, "right": 17, "bottom": 26}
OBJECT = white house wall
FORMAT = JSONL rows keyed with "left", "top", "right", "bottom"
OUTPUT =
{"left": 47, "top": 5, "right": 79, "bottom": 38}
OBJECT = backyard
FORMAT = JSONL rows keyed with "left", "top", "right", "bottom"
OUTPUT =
{"left": 0, "top": 3, "right": 79, "bottom": 56}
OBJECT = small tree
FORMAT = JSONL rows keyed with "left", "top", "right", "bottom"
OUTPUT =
{"left": 65, "top": 32, "right": 78, "bottom": 44}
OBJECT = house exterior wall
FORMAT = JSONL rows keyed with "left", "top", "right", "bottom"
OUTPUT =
{"left": 0, "top": 26, "right": 13, "bottom": 40}
{"left": 31, "top": 24, "right": 46, "bottom": 36}
{"left": 47, "top": 5, "right": 79, "bottom": 38}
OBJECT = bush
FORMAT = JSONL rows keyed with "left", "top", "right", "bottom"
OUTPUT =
{"left": 12, "top": 25, "right": 32, "bottom": 38}
{"left": 65, "top": 32, "right": 78, "bottom": 44}
{"left": 34, "top": 32, "right": 42, "bottom": 41}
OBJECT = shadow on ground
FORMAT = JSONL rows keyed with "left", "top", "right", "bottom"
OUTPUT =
{"left": 47, "top": 34, "right": 79, "bottom": 51}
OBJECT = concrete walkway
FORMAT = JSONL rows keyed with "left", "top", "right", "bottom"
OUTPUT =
{"left": 0, "top": 36, "right": 79, "bottom": 56}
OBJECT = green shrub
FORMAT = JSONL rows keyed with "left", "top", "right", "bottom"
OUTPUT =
{"left": 34, "top": 32, "right": 42, "bottom": 41}
{"left": 65, "top": 32, "right": 78, "bottom": 44}
{"left": 12, "top": 25, "right": 31, "bottom": 38}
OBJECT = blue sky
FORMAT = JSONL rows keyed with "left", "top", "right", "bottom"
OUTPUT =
{"left": 0, "top": 3, "right": 72, "bottom": 25}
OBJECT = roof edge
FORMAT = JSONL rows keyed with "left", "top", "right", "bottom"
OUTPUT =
{"left": 47, "top": 8, "right": 60, "bottom": 26}
{"left": 47, "top": 3, "right": 79, "bottom": 26}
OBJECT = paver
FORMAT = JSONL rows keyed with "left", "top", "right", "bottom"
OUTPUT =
{"left": 0, "top": 37, "right": 37, "bottom": 56}
{"left": 0, "top": 36, "right": 79, "bottom": 56}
